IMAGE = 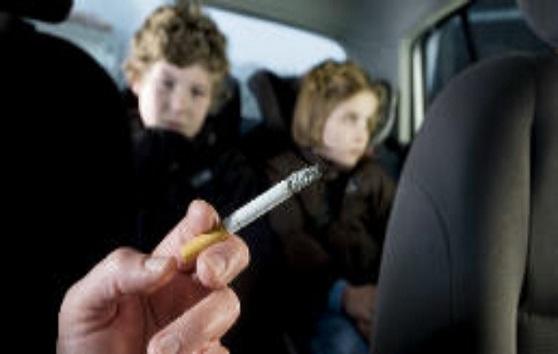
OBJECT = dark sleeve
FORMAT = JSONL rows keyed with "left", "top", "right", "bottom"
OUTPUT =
{"left": 365, "top": 162, "right": 397, "bottom": 241}
{"left": 266, "top": 156, "right": 336, "bottom": 326}
{"left": 269, "top": 190, "right": 332, "bottom": 272}
{"left": 326, "top": 162, "right": 396, "bottom": 284}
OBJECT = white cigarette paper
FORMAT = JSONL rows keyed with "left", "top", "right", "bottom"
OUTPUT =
{"left": 223, "top": 164, "right": 322, "bottom": 233}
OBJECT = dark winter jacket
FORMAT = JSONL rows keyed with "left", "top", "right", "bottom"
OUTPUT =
{"left": 126, "top": 95, "right": 287, "bottom": 354}
{"left": 132, "top": 127, "right": 260, "bottom": 248}
{"left": 266, "top": 148, "right": 396, "bottom": 333}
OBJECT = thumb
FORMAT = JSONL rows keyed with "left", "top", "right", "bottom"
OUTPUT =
{"left": 60, "top": 248, "right": 176, "bottom": 323}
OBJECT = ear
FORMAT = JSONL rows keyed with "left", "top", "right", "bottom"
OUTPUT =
{"left": 125, "top": 61, "right": 145, "bottom": 96}
{"left": 130, "top": 75, "right": 143, "bottom": 96}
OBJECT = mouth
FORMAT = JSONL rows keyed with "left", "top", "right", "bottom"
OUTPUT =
{"left": 348, "top": 147, "right": 365, "bottom": 156}
{"left": 160, "top": 120, "right": 186, "bottom": 132}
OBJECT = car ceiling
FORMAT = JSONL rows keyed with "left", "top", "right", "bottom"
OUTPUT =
{"left": 204, "top": 0, "right": 470, "bottom": 84}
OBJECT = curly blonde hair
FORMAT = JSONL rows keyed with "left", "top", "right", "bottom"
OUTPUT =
{"left": 292, "top": 60, "right": 387, "bottom": 148}
{"left": 123, "top": 1, "right": 229, "bottom": 110}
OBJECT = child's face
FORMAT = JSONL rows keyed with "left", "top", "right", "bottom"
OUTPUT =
{"left": 133, "top": 60, "right": 213, "bottom": 138}
{"left": 316, "top": 90, "right": 378, "bottom": 169}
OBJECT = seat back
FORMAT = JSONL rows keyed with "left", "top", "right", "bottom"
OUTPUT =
{"left": 0, "top": 1, "right": 134, "bottom": 350}
{"left": 371, "top": 0, "right": 558, "bottom": 352}
{"left": 0, "top": 0, "right": 72, "bottom": 23}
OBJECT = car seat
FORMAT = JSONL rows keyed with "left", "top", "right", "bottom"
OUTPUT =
{"left": 0, "top": 1, "right": 134, "bottom": 350}
{"left": 371, "top": 0, "right": 557, "bottom": 353}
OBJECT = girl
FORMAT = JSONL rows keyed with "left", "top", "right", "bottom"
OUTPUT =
{"left": 266, "top": 60, "right": 396, "bottom": 354}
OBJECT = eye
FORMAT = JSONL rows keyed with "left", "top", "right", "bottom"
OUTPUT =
{"left": 192, "top": 86, "right": 208, "bottom": 98}
{"left": 161, "top": 77, "right": 175, "bottom": 90}
{"left": 342, "top": 113, "right": 358, "bottom": 124}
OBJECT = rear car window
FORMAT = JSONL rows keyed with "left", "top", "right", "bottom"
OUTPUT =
{"left": 206, "top": 7, "right": 347, "bottom": 121}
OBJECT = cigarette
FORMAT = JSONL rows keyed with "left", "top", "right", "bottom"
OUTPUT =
{"left": 180, "top": 164, "right": 322, "bottom": 264}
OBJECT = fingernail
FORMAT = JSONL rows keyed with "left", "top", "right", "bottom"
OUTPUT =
{"left": 157, "top": 335, "right": 181, "bottom": 354}
{"left": 145, "top": 257, "right": 169, "bottom": 273}
{"left": 207, "top": 254, "right": 227, "bottom": 278}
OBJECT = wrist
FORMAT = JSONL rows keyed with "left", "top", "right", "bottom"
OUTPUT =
{"left": 328, "top": 279, "right": 349, "bottom": 313}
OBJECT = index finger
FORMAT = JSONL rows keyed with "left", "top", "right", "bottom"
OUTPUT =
{"left": 152, "top": 200, "right": 220, "bottom": 266}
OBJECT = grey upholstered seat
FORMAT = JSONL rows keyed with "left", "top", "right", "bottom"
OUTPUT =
{"left": 372, "top": 0, "right": 557, "bottom": 353}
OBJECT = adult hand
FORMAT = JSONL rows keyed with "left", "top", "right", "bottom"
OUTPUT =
{"left": 57, "top": 200, "right": 250, "bottom": 354}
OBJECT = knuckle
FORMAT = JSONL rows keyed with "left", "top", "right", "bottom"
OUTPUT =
{"left": 105, "top": 247, "right": 136, "bottom": 273}
{"left": 222, "top": 287, "right": 241, "bottom": 317}
{"left": 232, "top": 236, "right": 250, "bottom": 268}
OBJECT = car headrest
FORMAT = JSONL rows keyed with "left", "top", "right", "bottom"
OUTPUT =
{"left": 203, "top": 75, "right": 243, "bottom": 151}
{"left": 248, "top": 69, "right": 299, "bottom": 137}
{"left": 0, "top": 0, "right": 73, "bottom": 23}
{"left": 517, "top": 0, "right": 558, "bottom": 48}
{"left": 371, "top": 81, "right": 397, "bottom": 146}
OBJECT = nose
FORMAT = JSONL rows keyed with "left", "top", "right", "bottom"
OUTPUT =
{"left": 354, "top": 126, "right": 369, "bottom": 146}
{"left": 171, "top": 88, "right": 191, "bottom": 114}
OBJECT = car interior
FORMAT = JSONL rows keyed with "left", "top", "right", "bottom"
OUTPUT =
{"left": 1, "top": 0, "right": 555, "bottom": 353}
